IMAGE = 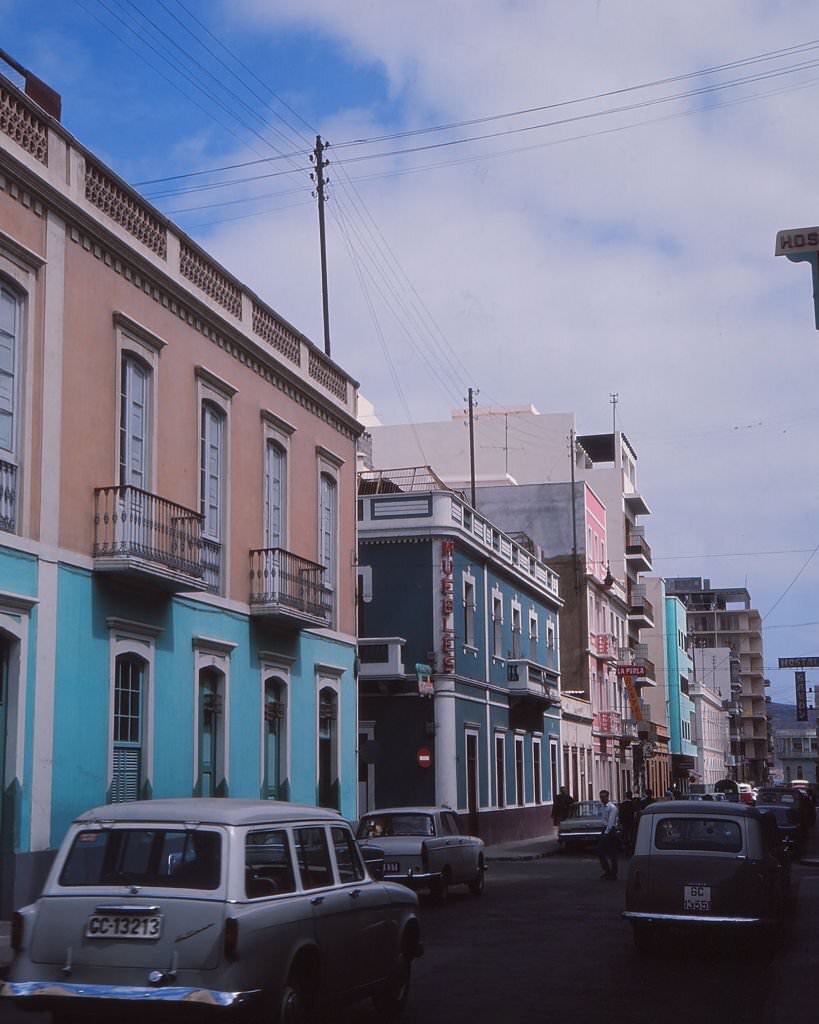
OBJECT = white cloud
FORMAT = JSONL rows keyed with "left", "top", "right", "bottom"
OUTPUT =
{"left": 203, "top": 0, "right": 819, "bottom": 701}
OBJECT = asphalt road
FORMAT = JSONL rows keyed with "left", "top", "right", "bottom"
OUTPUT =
{"left": 2, "top": 851, "right": 817, "bottom": 1024}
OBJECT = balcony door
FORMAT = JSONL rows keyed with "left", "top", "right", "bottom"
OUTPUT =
{"left": 264, "top": 441, "right": 286, "bottom": 550}
{"left": 119, "top": 356, "right": 151, "bottom": 554}
{"left": 200, "top": 403, "right": 224, "bottom": 590}
{"left": 197, "top": 667, "right": 225, "bottom": 797}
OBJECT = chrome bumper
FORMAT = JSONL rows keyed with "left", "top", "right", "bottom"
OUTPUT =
{"left": 384, "top": 871, "right": 440, "bottom": 885}
{"left": 2, "top": 980, "right": 262, "bottom": 1008}
{"left": 623, "top": 911, "right": 762, "bottom": 925}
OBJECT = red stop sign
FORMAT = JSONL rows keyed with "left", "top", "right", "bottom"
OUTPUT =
{"left": 417, "top": 747, "right": 432, "bottom": 769}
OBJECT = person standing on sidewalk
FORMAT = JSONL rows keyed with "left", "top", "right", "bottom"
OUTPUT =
{"left": 618, "top": 790, "right": 637, "bottom": 853}
{"left": 598, "top": 790, "right": 620, "bottom": 880}
{"left": 552, "top": 786, "right": 574, "bottom": 828}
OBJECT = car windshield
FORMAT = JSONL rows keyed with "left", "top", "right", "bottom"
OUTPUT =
{"left": 357, "top": 814, "right": 435, "bottom": 838}
{"left": 60, "top": 828, "right": 222, "bottom": 889}
{"left": 654, "top": 816, "right": 742, "bottom": 853}
{"left": 571, "top": 801, "right": 604, "bottom": 818}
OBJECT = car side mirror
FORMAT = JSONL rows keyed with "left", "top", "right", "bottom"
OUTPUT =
{"left": 358, "top": 843, "right": 385, "bottom": 881}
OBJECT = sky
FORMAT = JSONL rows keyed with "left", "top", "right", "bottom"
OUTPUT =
{"left": 4, "top": 0, "right": 819, "bottom": 706}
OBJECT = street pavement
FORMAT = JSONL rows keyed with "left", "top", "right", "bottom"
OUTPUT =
{"left": 0, "top": 825, "right": 816, "bottom": 1023}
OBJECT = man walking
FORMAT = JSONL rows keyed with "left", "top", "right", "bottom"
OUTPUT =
{"left": 598, "top": 789, "right": 619, "bottom": 880}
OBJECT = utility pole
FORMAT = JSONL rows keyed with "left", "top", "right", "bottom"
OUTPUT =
{"left": 609, "top": 392, "right": 619, "bottom": 434}
{"left": 467, "top": 387, "right": 477, "bottom": 508}
{"left": 311, "top": 135, "right": 331, "bottom": 358}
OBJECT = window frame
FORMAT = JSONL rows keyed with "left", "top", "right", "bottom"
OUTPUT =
{"left": 462, "top": 572, "right": 476, "bottom": 648}
{"left": 494, "top": 731, "right": 506, "bottom": 808}
{"left": 492, "top": 590, "right": 504, "bottom": 659}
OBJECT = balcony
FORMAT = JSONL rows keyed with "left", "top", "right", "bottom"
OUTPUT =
{"left": 590, "top": 633, "right": 617, "bottom": 661}
{"left": 625, "top": 529, "right": 653, "bottom": 573}
{"left": 0, "top": 458, "right": 16, "bottom": 532}
{"left": 249, "top": 548, "right": 332, "bottom": 628}
{"left": 628, "top": 591, "right": 655, "bottom": 628}
{"left": 507, "top": 660, "right": 560, "bottom": 705}
{"left": 358, "top": 637, "right": 406, "bottom": 680}
{"left": 93, "top": 485, "right": 208, "bottom": 592}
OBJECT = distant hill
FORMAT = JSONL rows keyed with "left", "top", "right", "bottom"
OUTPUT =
{"left": 767, "top": 700, "right": 816, "bottom": 734}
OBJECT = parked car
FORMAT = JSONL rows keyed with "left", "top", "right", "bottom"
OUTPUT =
{"left": 557, "top": 800, "right": 606, "bottom": 850}
{"left": 2, "top": 798, "right": 423, "bottom": 1022}
{"left": 738, "top": 783, "right": 755, "bottom": 805}
{"left": 754, "top": 788, "right": 808, "bottom": 850}
{"left": 356, "top": 807, "right": 484, "bottom": 899}
{"left": 624, "top": 800, "right": 790, "bottom": 953}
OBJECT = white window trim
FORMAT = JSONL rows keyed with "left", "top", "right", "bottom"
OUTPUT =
{"left": 192, "top": 637, "right": 236, "bottom": 794}
{"left": 197, "top": 375, "right": 232, "bottom": 593}
{"left": 114, "top": 313, "right": 163, "bottom": 494}
{"left": 514, "top": 733, "right": 526, "bottom": 806}
{"left": 510, "top": 598, "right": 522, "bottom": 658}
{"left": 462, "top": 569, "right": 477, "bottom": 648}
{"left": 0, "top": 594, "right": 35, "bottom": 796}
{"left": 261, "top": 410, "right": 294, "bottom": 551}
{"left": 494, "top": 729, "right": 507, "bottom": 809}
{"left": 491, "top": 587, "right": 504, "bottom": 660}
{"left": 532, "top": 737, "right": 543, "bottom": 804}
{"left": 316, "top": 667, "right": 343, "bottom": 802}
{"left": 107, "top": 619, "right": 160, "bottom": 799}
{"left": 464, "top": 726, "right": 481, "bottom": 815}
{"left": 260, "top": 657, "right": 291, "bottom": 798}
{"left": 0, "top": 244, "right": 40, "bottom": 536}
{"left": 317, "top": 451, "right": 341, "bottom": 627}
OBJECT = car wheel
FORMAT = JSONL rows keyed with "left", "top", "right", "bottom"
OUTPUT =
{"left": 468, "top": 857, "right": 485, "bottom": 895}
{"left": 431, "top": 869, "right": 450, "bottom": 902}
{"left": 278, "top": 971, "right": 313, "bottom": 1024}
{"left": 372, "top": 949, "right": 411, "bottom": 1021}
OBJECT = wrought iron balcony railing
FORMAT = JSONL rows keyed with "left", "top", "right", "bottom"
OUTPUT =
{"left": 0, "top": 458, "right": 16, "bottom": 533}
{"left": 94, "top": 485, "right": 205, "bottom": 584}
{"left": 249, "top": 547, "right": 332, "bottom": 626}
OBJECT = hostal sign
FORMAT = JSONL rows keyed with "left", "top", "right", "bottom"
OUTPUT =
{"left": 440, "top": 540, "right": 455, "bottom": 674}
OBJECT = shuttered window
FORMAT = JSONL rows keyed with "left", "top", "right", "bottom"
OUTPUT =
{"left": 200, "top": 403, "right": 224, "bottom": 541}
{"left": 112, "top": 655, "right": 145, "bottom": 803}
{"left": 264, "top": 441, "right": 286, "bottom": 549}
{"left": 0, "top": 284, "right": 19, "bottom": 456}
{"left": 120, "top": 356, "right": 150, "bottom": 488}
{"left": 319, "top": 473, "right": 336, "bottom": 591}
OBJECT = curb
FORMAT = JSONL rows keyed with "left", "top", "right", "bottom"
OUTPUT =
{"left": 485, "top": 843, "right": 561, "bottom": 863}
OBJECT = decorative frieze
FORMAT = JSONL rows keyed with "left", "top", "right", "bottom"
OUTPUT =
{"left": 0, "top": 85, "right": 47, "bottom": 165}
{"left": 180, "top": 242, "right": 242, "bottom": 319}
{"left": 252, "top": 302, "right": 300, "bottom": 365}
{"left": 85, "top": 162, "right": 167, "bottom": 259}
{"left": 309, "top": 349, "right": 347, "bottom": 401}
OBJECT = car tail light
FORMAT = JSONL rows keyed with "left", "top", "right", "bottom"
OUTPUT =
{"left": 223, "top": 917, "right": 239, "bottom": 961}
{"left": 421, "top": 842, "right": 429, "bottom": 873}
{"left": 10, "top": 912, "right": 23, "bottom": 952}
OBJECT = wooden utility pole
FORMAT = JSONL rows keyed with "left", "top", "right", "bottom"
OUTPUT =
{"left": 467, "top": 387, "right": 477, "bottom": 508}
{"left": 311, "top": 135, "right": 331, "bottom": 357}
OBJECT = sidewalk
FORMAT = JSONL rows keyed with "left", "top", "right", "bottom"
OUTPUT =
{"left": 484, "top": 824, "right": 562, "bottom": 862}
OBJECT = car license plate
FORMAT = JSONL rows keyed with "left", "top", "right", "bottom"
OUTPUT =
{"left": 384, "top": 862, "right": 400, "bottom": 874}
{"left": 85, "top": 914, "right": 162, "bottom": 939}
{"left": 683, "top": 885, "right": 711, "bottom": 912}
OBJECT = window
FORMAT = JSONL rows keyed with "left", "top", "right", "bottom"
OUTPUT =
{"left": 546, "top": 619, "right": 556, "bottom": 650}
{"left": 463, "top": 577, "right": 476, "bottom": 647}
{"left": 511, "top": 603, "right": 522, "bottom": 659}
{"left": 294, "top": 827, "right": 333, "bottom": 889}
{"left": 318, "top": 684, "right": 339, "bottom": 809}
{"left": 331, "top": 826, "right": 365, "bottom": 883}
{"left": 319, "top": 473, "right": 337, "bottom": 597}
{"left": 120, "top": 355, "right": 151, "bottom": 489}
{"left": 200, "top": 402, "right": 225, "bottom": 591}
{"left": 0, "top": 284, "right": 20, "bottom": 532}
{"left": 111, "top": 654, "right": 145, "bottom": 803}
{"left": 263, "top": 677, "right": 287, "bottom": 800}
{"left": 529, "top": 612, "right": 539, "bottom": 661}
{"left": 197, "top": 667, "right": 225, "bottom": 797}
{"left": 533, "top": 739, "right": 542, "bottom": 804}
{"left": 495, "top": 734, "right": 506, "bottom": 807}
{"left": 245, "top": 829, "right": 296, "bottom": 898}
{"left": 655, "top": 817, "right": 742, "bottom": 853}
{"left": 515, "top": 736, "right": 525, "bottom": 806}
{"left": 492, "top": 594, "right": 503, "bottom": 658}
{"left": 264, "top": 440, "right": 287, "bottom": 549}
{"left": 441, "top": 811, "right": 461, "bottom": 835}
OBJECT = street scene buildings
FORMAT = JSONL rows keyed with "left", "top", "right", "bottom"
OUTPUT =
{"left": 0, "top": 59, "right": 788, "bottom": 911}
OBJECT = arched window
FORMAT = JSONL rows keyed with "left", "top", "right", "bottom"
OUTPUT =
{"left": 317, "top": 685, "right": 339, "bottom": 809}
{"left": 263, "top": 676, "right": 288, "bottom": 800}
{"left": 112, "top": 653, "right": 146, "bottom": 803}
{"left": 197, "top": 667, "right": 225, "bottom": 797}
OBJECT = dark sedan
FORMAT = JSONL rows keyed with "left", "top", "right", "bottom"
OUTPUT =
{"left": 755, "top": 788, "right": 810, "bottom": 849}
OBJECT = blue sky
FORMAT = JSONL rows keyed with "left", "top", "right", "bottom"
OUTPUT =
{"left": 5, "top": 1, "right": 819, "bottom": 706}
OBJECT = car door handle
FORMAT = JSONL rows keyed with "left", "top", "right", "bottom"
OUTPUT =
{"left": 349, "top": 889, "right": 361, "bottom": 899}
{"left": 310, "top": 895, "right": 325, "bottom": 905}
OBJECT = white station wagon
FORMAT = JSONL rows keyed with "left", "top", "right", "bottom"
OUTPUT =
{"left": 2, "top": 798, "right": 423, "bottom": 1023}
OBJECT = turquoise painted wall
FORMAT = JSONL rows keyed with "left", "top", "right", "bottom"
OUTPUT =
{"left": 48, "top": 566, "right": 356, "bottom": 847}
